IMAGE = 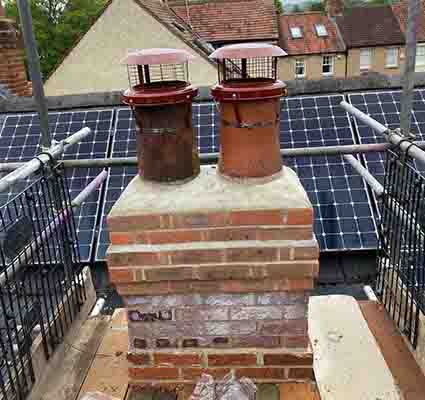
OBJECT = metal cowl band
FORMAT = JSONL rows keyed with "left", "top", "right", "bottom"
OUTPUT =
{"left": 211, "top": 80, "right": 287, "bottom": 102}
{"left": 122, "top": 84, "right": 198, "bottom": 106}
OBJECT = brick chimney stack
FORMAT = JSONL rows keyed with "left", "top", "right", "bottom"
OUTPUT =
{"left": 0, "top": 1, "right": 32, "bottom": 97}
{"left": 326, "top": 0, "right": 344, "bottom": 17}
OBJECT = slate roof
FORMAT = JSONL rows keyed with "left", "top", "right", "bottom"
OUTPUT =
{"left": 335, "top": 5, "right": 405, "bottom": 48}
{"left": 392, "top": 0, "right": 425, "bottom": 42}
{"left": 172, "top": 0, "right": 279, "bottom": 44}
{"left": 279, "top": 12, "right": 346, "bottom": 56}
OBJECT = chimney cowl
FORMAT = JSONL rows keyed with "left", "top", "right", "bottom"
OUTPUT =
{"left": 121, "top": 47, "right": 200, "bottom": 183}
{"left": 210, "top": 43, "right": 288, "bottom": 179}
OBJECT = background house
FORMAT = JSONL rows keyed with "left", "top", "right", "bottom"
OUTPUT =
{"left": 44, "top": 0, "right": 217, "bottom": 96}
{"left": 392, "top": 0, "right": 425, "bottom": 72}
{"left": 278, "top": 11, "right": 346, "bottom": 80}
{"left": 334, "top": 4, "right": 406, "bottom": 77}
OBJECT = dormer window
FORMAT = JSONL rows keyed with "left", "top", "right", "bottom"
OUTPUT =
{"left": 290, "top": 27, "right": 303, "bottom": 39}
{"left": 315, "top": 24, "right": 328, "bottom": 37}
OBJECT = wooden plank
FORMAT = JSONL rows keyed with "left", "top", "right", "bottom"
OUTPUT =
{"left": 78, "top": 310, "right": 129, "bottom": 400}
{"left": 30, "top": 316, "right": 110, "bottom": 400}
{"left": 279, "top": 383, "right": 320, "bottom": 400}
{"left": 360, "top": 301, "right": 425, "bottom": 400}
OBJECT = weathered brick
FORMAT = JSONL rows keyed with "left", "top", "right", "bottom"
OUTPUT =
{"left": 294, "top": 247, "right": 319, "bottom": 260}
{"left": 153, "top": 353, "right": 202, "bottom": 366}
{"left": 181, "top": 368, "right": 231, "bottom": 380}
{"left": 263, "top": 262, "right": 317, "bottom": 279}
{"left": 287, "top": 279, "right": 314, "bottom": 291}
{"left": 205, "top": 227, "right": 258, "bottom": 241}
{"left": 230, "top": 306, "right": 282, "bottom": 321}
{"left": 263, "top": 353, "right": 313, "bottom": 366}
{"left": 108, "top": 268, "right": 134, "bottom": 283}
{"left": 225, "top": 247, "right": 278, "bottom": 263}
{"left": 258, "top": 320, "right": 308, "bottom": 336}
{"left": 234, "top": 367, "right": 287, "bottom": 380}
{"left": 204, "top": 294, "right": 255, "bottom": 306}
{"left": 281, "top": 336, "right": 310, "bottom": 349}
{"left": 200, "top": 321, "right": 257, "bottom": 336}
{"left": 256, "top": 292, "right": 308, "bottom": 306}
{"left": 170, "top": 212, "right": 230, "bottom": 229}
{"left": 142, "top": 267, "right": 195, "bottom": 282}
{"left": 175, "top": 307, "right": 229, "bottom": 321}
{"left": 208, "top": 353, "right": 258, "bottom": 366}
{"left": 171, "top": 249, "right": 224, "bottom": 265}
{"left": 287, "top": 209, "right": 313, "bottom": 226}
{"left": 232, "top": 336, "right": 281, "bottom": 348}
{"left": 287, "top": 368, "right": 315, "bottom": 380}
{"left": 127, "top": 353, "right": 151, "bottom": 365}
{"left": 129, "top": 367, "right": 179, "bottom": 380}
{"left": 283, "top": 304, "right": 308, "bottom": 320}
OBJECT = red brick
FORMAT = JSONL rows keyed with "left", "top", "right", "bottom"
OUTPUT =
{"left": 110, "top": 232, "right": 132, "bottom": 245}
{"left": 230, "top": 210, "right": 284, "bottom": 226}
{"left": 142, "top": 267, "right": 195, "bottom": 282}
{"left": 171, "top": 249, "right": 224, "bottom": 265}
{"left": 129, "top": 252, "right": 166, "bottom": 266}
{"left": 108, "top": 215, "right": 162, "bottom": 231}
{"left": 205, "top": 227, "right": 258, "bottom": 241}
{"left": 263, "top": 353, "right": 313, "bottom": 366}
{"left": 234, "top": 367, "right": 287, "bottom": 380}
{"left": 287, "top": 367, "right": 315, "bottom": 380}
{"left": 256, "top": 227, "right": 313, "bottom": 241}
{"left": 152, "top": 230, "right": 203, "bottom": 244}
{"left": 288, "top": 279, "right": 314, "bottom": 291}
{"left": 129, "top": 367, "right": 179, "bottom": 380}
{"left": 153, "top": 353, "right": 202, "bottom": 366}
{"left": 225, "top": 247, "right": 278, "bottom": 263}
{"left": 208, "top": 353, "right": 257, "bottom": 366}
{"left": 287, "top": 209, "right": 313, "bottom": 225}
{"left": 170, "top": 213, "right": 230, "bottom": 229}
{"left": 108, "top": 268, "right": 134, "bottom": 283}
{"left": 258, "top": 320, "right": 308, "bottom": 336}
{"left": 182, "top": 368, "right": 231, "bottom": 380}
{"left": 127, "top": 353, "right": 151, "bottom": 365}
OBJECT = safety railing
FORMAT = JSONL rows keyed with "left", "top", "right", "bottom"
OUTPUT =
{"left": 0, "top": 127, "right": 107, "bottom": 400}
{"left": 341, "top": 101, "right": 425, "bottom": 348}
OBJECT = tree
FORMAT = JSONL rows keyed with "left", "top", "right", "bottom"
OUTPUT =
{"left": 274, "top": 0, "right": 283, "bottom": 14}
{"left": 309, "top": 1, "right": 326, "bottom": 11}
{"left": 4, "top": 0, "right": 107, "bottom": 79}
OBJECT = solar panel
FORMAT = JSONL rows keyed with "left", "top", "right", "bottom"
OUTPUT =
{"left": 281, "top": 95, "right": 378, "bottom": 251}
{"left": 348, "top": 89, "right": 425, "bottom": 186}
{"left": 0, "top": 109, "right": 114, "bottom": 261}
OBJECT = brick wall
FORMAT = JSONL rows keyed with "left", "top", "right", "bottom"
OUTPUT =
{"left": 0, "top": 18, "right": 31, "bottom": 96}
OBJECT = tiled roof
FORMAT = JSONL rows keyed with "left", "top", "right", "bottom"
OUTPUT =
{"left": 335, "top": 5, "right": 405, "bottom": 48}
{"left": 392, "top": 0, "right": 425, "bottom": 42}
{"left": 279, "top": 12, "right": 345, "bottom": 56}
{"left": 172, "top": 0, "right": 279, "bottom": 44}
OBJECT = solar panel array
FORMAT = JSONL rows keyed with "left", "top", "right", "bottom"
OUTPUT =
{"left": 4, "top": 87, "right": 420, "bottom": 262}
{"left": 281, "top": 95, "right": 378, "bottom": 251}
{"left": 0, "top": 110, "right": 114, "bottom": 261}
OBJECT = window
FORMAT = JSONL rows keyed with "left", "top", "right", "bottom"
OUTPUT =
{"left": 290, "top": 27, "right": 303, "bottom": 39}
{"left": 416, "top": 44, "right": 425, "bottom": 72}
{"left": 295, "top": 59, "right": 305, "bottom": 78}
{"left": 385, "top": 47, "right": 399, "bottom": 68}
{"left": 322, "top": 55, "right": 334, "bottom": 75}
{"left": 315, "top": 24, "right": 328, "bottom": 37}
{"left": 360, "top": 48, "right": 372, "bottom": 70}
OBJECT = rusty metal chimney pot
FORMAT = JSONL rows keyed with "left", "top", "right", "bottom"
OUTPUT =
{"left": 210, "top": 43, "right": 288, "bottom": 179}
{"left": 121, "top": 48, "right": 200, "bottom": 183}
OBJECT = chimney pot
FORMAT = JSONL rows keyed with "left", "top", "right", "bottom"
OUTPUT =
{"left": 210, "top": 43, "right": 288, "bottom": 179}
{"left": 121, "top": 48, "right": 200, "bottom": 183}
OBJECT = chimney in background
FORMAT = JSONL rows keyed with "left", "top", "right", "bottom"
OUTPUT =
{"left": 0, "top": 1, "right": 32, "bottom": 97}
{"left": 326, "top": 0, "right": 344, "bottom": 17}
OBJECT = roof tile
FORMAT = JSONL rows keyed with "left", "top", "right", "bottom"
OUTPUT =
{"left": 279, "top": 12, "right": 345, "bottom": 56}
{"left": 335, "top": 5, "right": 405, "bottom": 48}
{"left": 392, "top": 0, "right": 425, "bottom": 42}
{"left": 172, "top": 0, "right": 278, "bottom": 43}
